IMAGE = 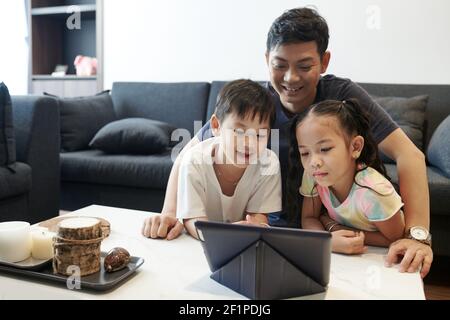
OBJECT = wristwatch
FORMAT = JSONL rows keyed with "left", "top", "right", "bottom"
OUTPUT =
{"left": 407, "top": 226, "right": 432, "bottom": 247}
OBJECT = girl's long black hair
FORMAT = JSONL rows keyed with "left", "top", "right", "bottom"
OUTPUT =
{"left": 286, "top": 98, "right": 389, "bottom": 226}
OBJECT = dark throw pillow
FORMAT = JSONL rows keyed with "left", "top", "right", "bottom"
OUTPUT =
{"left": 89, "top": 118, "right": 177, "bottom": 155}
{"left": 0, "top": 82, "right": 16, "bottom": 166}
{"left": 427, "top": 115, "right": 450, "bottom": 178}
{"left": 373, "top": 95, "right": 428, "bottom": 163}
{"left": 45, "top": 91, "right": 116, "bottom": 152}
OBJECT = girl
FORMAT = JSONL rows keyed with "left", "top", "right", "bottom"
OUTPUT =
{"left": 287, "top": 99, "right": 405, "bottom": 254}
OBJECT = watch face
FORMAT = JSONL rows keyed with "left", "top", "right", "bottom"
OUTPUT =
{"left": 411, "top": 227, "right": 428, "bottom": 240}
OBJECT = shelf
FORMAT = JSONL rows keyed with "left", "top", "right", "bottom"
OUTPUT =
{"left": 29, "top": 0, "right": 103, "bottom": 97}
{"left": 31, "top": 4, "right": 96, "bottom": 16}
{"left": 32, "top": 75, "right": 97, "bottom": 81}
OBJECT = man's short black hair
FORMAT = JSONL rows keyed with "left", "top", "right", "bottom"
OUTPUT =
{"left": 266, "top": 7, "right": 329, "bottom": 56}
{"left": 215, "top": 79, "right": 276, "bottom": 126}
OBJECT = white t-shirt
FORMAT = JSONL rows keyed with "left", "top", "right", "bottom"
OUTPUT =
{"left": 177, "top": 137, "right": 282, "bottom": 223}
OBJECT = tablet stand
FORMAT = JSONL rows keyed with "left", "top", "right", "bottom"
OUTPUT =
{"left": 210, "top": 240, "right": 326, "bottom": 299}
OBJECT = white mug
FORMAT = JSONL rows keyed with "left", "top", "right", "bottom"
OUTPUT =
{"left": 0, "top": 221, "right": 32, "bottom": 263}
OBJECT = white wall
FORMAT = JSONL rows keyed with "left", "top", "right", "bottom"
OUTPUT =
{"left": 0, "top": 0, "right": 29, "bottom": 95}
{"left": 104, "top": 0, "right": 450, "bottom": 89}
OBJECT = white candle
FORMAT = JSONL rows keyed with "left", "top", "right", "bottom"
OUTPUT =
{"left": 0, "top": 222, "right": 32, "bottom": 263}
{"left": 31, "top": 228, "right": 55, "bottom": 260}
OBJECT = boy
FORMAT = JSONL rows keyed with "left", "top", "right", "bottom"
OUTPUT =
{"left": 176, "top": 79, "right": 281, "bottom": 238}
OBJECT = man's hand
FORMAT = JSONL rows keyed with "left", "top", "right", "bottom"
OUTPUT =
{"left": 331, "top": 230, "right": 368, "bottom": 255}
{"left": 385, "top": 239, "right": 433, "bottom": 278}
{"left": 141, "top": 215, "right": 185, "bottom": 240}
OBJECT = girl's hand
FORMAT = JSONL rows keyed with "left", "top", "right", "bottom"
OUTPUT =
{"left": 332, "top": 230, "right": 368, "bottom": 255}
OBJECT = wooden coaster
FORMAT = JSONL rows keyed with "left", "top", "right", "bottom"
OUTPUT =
{"left": 39, "top": 216, "right": 111, "bottom": 238}
{"left": 53, "top": 217, "right": 103, "bottom": 276}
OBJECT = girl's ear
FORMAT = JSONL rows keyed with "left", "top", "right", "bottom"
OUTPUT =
{"left": 210, "top": 114, "right": 221, "bottom": 137}
{"left": 351, "top": 135, "right": 364, "bottom": 159}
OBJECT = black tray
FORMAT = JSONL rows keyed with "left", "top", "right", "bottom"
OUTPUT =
{"left": 0, "top": 256, "right": 52, "bottom": 271}
{"left": 0, "top": 252, "right": 144, "bottom": 291}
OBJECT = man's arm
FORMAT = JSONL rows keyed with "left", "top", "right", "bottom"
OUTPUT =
{"left": 378, "top": 128, "right": 430, "bottom": 230}
{"left": 378, "top": 128, "right": 433, "bottom": 277}
{"left": 364, "top": 210, "right": 405, "bottom": 247}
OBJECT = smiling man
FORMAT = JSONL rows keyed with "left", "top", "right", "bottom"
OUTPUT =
{"left": 142, "top": 7, "right": 433, "bottom": 278}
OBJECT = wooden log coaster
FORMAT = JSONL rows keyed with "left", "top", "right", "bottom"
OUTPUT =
{"left": 39, "top": 216, "right": 110, "bottom": 238}
{"left": 53, "top": 217, "right": 104, "bottom": 276}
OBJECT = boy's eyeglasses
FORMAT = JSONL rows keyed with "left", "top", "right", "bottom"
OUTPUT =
{"left": 232, "top": 128, "right": 269, "bottom": 139}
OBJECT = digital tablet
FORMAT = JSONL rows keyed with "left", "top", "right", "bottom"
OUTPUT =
{"left": 195, "top": 220, "right": 332, "bottom": 286}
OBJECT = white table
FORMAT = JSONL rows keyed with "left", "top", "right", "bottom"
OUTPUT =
{"left": 0, "top": 205, "right": 425, "bottom": 300}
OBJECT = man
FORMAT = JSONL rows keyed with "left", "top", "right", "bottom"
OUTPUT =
{"left": 142, "top": 7, "right": 433, "bottom": 278}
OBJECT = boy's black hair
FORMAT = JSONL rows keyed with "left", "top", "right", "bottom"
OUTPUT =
{"left": 267, "top": 7, "right": 329, "bottom": 57}
{"left": 286, "top": 98, "right": 389, "bottom": 226}
{"left": 215, "top": 79, "right": 276, "bottom": 126}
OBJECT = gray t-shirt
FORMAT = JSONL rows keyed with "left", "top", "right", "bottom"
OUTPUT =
{"left": 197, "top": 75, "right": 399, "bottom": 226}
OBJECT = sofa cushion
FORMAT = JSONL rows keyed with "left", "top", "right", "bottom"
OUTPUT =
{"left": 385, "top": 164, "right": 450, "bottom": 217}
{"left": 0, "top": 162, "right": 32, "bottom": 199}
{"left": 427, "top": 115, "right": 450, "bottom": 178}
{"left": 46, "top": 91, "right": 116, "bottom": 152}
{"left": 359, "top": 83, "right": 450, "bottom": 150}
{"left": 89, "top": 118, "right": 176, "bottom": 155}
{"left": 372, "top": 95, "right": 428, "bottom": 163}
{"left": 0, "top": 82, "right": 16, "bottom": 165}
{"left": 61, "top": 150, "right": 174, "bottom": 189}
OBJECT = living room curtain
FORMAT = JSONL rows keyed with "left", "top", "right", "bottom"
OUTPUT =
{"left": 0, "top": 0, "right": 29, "bottom": 94}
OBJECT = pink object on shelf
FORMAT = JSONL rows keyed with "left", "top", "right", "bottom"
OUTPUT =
{"left": 74, "top": 55, "right": 98, "bottom": 76}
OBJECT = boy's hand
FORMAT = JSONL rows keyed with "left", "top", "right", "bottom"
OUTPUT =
{"left": 331, "top": 230, "right": 368, "bottom": 255}
{"left": 142, "top": 215, "right": 184, "bottom": 240}
{"left": 233, "top": 215, "right": 269, "bottom": 227}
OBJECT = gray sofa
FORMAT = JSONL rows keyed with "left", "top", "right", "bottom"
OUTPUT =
{"left": 60, "top": 82, "right": 211, "bottom": 213}
{"left": 59, "top": 81, "right": 450, "bottom": 256}
{"left": 0, "top": 95, "right": 60, "bottom": 224}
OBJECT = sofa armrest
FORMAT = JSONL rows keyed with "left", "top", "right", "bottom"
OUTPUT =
{"left": 11, "top": 96, "right": 60, "bottom": 223}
